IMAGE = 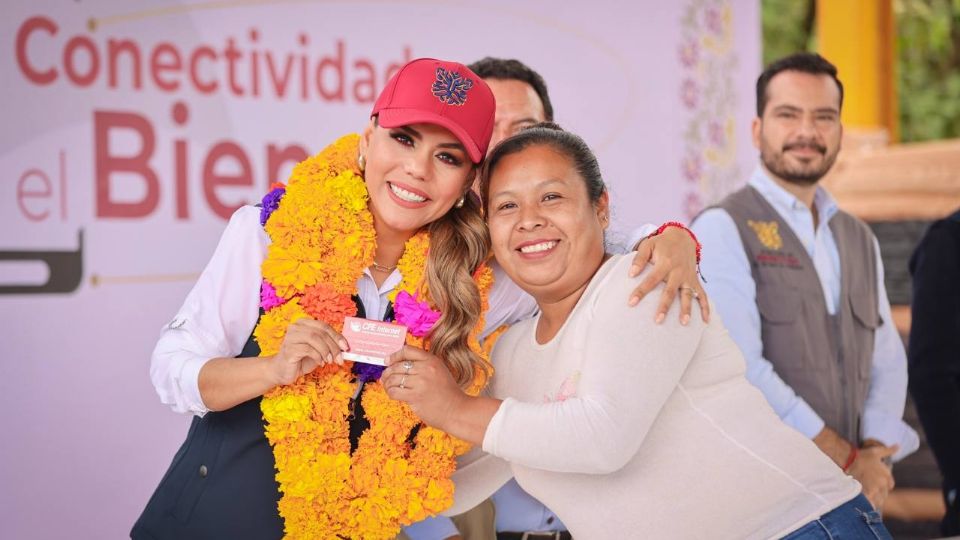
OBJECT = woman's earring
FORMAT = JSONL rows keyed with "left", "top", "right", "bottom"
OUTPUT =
{"left": 357, "top": 154, "right": 366, "bottom": 172}
{"left": 455, "top": 195, "right": 465, "bottom": 208}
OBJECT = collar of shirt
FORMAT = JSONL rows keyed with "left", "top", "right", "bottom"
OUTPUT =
{"left": 748, "top": 166, "right": 839, "bottom": 253}
{"left": 748, "top": 165, "right": 842, "bottom": 312}
{"left": 357, "top": 267, "right": 403, "bottom": 320}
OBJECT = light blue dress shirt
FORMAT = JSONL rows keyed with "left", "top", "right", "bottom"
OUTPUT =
{"left": 403, "top": 513, "right": 461, "bottom": 539}
{"left": 491, "top": 478, "right": 566, "bottom": 532}
{"left": 691, "top": 166, "right": 919, "bottom": 461}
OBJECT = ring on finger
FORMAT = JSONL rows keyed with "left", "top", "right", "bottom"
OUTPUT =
{"left": 399, "top": 375, "right": 407, "bottom": 389}
{"left": 680, "top": 286, "right": 699, "bottom": 299}
{"left": 402, "top": 360, "right": 414, "bottom": 373}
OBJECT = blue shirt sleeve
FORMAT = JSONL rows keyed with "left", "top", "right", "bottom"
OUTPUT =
{"left": 402, "top": 516, "right": 459, "bottom": 540}
{"left": 691, "top": 208, "right": 825, "bottom": 438}
{"left": 492, "top": 479, "right": 567, "bottom": 532}
{"left": 861, "top": 237, "right": 919, "bottom": 460}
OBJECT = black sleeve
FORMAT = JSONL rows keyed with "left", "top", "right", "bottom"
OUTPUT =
{"left": 908, "top": 219, "right": 960, "bottom": 487}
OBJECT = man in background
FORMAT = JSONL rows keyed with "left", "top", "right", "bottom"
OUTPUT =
{"left": 691, "top": 52, "right": 918, "bottom": 512}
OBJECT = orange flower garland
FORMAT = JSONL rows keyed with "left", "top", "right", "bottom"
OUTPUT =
{"left": 255, "top": 134, "right": 495, "bottom": 539}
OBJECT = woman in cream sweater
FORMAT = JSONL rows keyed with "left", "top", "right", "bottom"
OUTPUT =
{"left": 384, "top": 124, "right": 892, "bottom": 539}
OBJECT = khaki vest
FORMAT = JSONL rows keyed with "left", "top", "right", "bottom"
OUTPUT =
{"left": 716, "top": 186, "right": 881, "bottom": 443}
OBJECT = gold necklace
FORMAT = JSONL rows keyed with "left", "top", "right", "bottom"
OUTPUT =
{"left": 370, "top": 260, "right": 397, "bottom": 272}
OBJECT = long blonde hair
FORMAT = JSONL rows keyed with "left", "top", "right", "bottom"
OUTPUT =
{"left": 425, "top": 191, "right": 492, "bottom": 388}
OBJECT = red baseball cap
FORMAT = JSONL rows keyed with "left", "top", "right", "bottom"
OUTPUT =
{"left": 372, "top": 58, "right": 495, "bottom": 164}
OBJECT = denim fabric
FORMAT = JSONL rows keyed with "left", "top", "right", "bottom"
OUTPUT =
{"left": 781, "top": 494, "right": 892, "bottom": 539}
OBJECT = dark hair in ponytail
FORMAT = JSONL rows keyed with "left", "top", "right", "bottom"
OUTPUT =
{"left": 425, "top": 190, "right": 492, "bottom": 388}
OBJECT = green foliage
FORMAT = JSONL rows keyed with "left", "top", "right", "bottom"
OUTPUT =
{"left": 761, "top": 0, "right": 815, "bottom": 66}
{"left": 762, "top": 0, "right": 960, "bottom": 142}
{"left": 896, "top": 0, "right": 960, "bottom": 141}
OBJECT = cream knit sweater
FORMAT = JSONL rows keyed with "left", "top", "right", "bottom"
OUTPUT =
{"left": 447, "top": 254, "right": 861, "bottom": 539}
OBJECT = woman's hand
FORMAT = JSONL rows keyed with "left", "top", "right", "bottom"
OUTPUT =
{"left": 270, "top": 318, "right": 349, "bottom": 386}
{"left": 629, "top": 226, "right": 710, "bottom": 325}
{"left": 383, "top": 346, "right": 502, "bottom": 445}
{"left": 382, "top": 345, "right": 465, "bottom": 429}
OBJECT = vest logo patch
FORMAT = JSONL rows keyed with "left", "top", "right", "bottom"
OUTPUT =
{"left": 756, "top": 252, "right": 803, "bottom": 268}
{"left": 747, "top": 220, "right": 783, "bottom": 250}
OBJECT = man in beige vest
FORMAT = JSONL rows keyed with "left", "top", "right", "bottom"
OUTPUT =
{"left": 691, "top": 53, "right": 918, "bottom": 512}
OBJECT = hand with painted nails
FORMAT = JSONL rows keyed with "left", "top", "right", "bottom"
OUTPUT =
{"left": 383, "top": 345, "right": 465, "bottom": 430}
{"left": 271, "top": 318, "right": 349, "bottom": 386}
{"left": 628, "top": 226, "right": 709, "bottom": 325}
{"left": 383, "top": 345, "right": 501, "bottom": 446}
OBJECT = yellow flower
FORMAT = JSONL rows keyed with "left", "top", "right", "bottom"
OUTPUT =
{"left": 261, "top": 245, "right": 323, "bottom": 299}
{"left": 254, "top": 134, "right": 498, "bottom": 538}
{"left": 390, "top": 231, "right": 430, "bottom": 302}
{"left": 253, "top": 298, "right": 309, "bottom": 356}
{"left": 324, "top": 170, "right": 369, "bottom": 213}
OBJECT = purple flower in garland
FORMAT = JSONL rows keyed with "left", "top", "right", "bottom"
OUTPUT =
{"left": 393, "top": 291, "right": 441, "bottom": 338}
{"left": 353, "top": 362, "right": 386, "bottom": 383}
{"left": 260, "top": 185, "right": 286, "bottom": 226}
{"left": 260, "top": 280, "right": 286, "bottom": 310}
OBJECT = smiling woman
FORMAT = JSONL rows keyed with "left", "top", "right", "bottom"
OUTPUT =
{"left": 131, "top": 58, "right": 499, "bottom": 540}
{"left": 132, "top": 56, "right": 711, "bottom": 539}
{"left": 383, "top": 124, "right": 894, "bottom": 539}
{"left": 482, "top": 127, "right": 610, "bottom": 335}
{"left": 361, "top": 121, "right": 475, "bottom": 239}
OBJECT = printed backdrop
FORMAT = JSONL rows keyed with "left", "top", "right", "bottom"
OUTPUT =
{"left": 0, "top": 1, "right": 760, "bottom": 537}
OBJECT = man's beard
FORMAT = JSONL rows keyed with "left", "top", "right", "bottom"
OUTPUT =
{"left": 761, "top": 140, "right": 837, "bottom": 186}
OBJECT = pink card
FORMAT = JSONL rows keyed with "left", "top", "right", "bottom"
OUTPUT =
{"left": 341, "top": 317, "right": 408, "bottom": 366}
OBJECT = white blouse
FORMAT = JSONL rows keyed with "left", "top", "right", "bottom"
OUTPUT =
{"left": 150, "top": 205, "right": 546, "bottom": 416}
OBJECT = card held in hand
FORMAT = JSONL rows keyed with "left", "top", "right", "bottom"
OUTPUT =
{"left": 341, "top": 316, "right": 408, "bottom": 366}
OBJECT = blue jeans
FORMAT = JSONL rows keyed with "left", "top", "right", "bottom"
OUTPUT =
{"left": 781, "top": 494, "right": 892, "bottom": 539}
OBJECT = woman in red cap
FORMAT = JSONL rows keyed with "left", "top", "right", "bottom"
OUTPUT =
{"left": 132, "top": 58, "right": 703, "bottom": 540}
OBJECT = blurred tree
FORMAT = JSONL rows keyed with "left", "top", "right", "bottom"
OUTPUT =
{"left": 762, "top": 0, "right": 960, "bottom": 142}
{"left": 761, "top": 0, "right": 815, "bottom": 66}
{"left": 896, "top": 0, "right": 960, "bottom": 142}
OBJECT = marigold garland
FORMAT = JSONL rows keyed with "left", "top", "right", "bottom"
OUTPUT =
{"left": 255, "top": 134, "right": 495, "bottom": 539}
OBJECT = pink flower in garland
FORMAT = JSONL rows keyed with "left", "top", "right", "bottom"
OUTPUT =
{"left": 260, "top": 280, "right": 286, "bottom": 310}
{"left": 393, "top": 290, "right": 440, "bottom": 338}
